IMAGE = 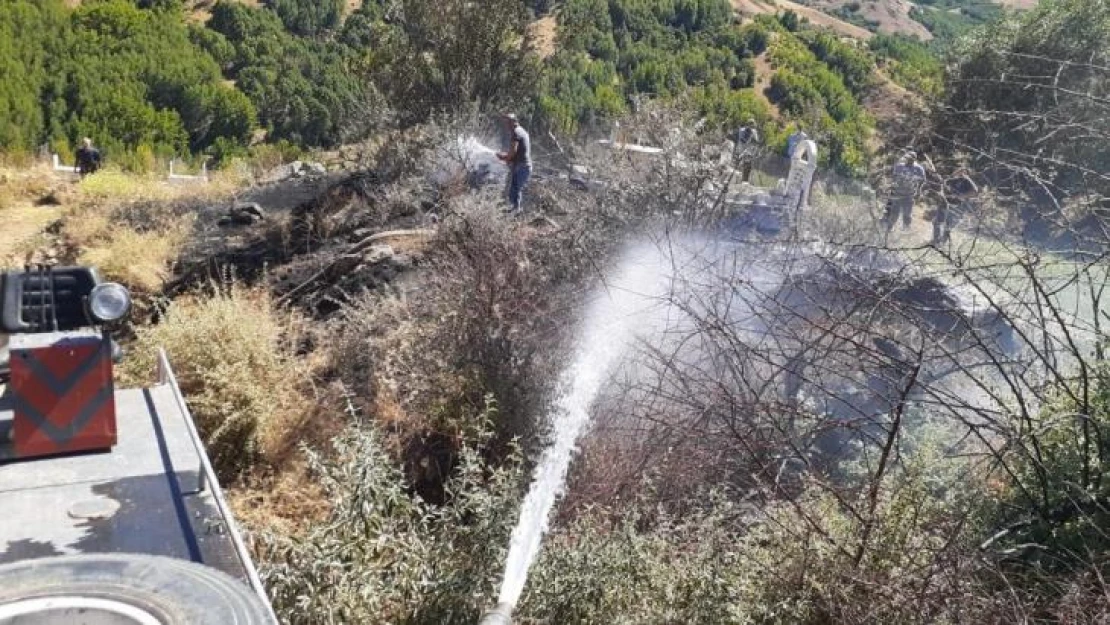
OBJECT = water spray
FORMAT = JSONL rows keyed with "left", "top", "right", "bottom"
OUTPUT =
{"left": 479, "top": 243, "right": 676, "bottom": 622}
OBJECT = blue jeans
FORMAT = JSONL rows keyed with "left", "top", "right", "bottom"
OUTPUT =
{"left": 508, "top": 166, "right": 532, "bottom": 212}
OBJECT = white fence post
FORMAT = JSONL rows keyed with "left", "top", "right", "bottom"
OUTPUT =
{"left": 167, "top": 157, "right": 209, "bottom": 184}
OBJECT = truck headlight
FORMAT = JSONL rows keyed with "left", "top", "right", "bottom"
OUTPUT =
{"left": 89, "top": 283, "right": 131, "bottom": 323}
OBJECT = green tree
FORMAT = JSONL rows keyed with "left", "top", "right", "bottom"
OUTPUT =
{"left": 780, "top": 9, "right": 801, "bottom": 32}
{"left": 367, "top": 0, "right": 541, "bottom": 123}
{"left": 869, "top": 34, "right": 943, "bottom": 97}
{"left": 0, "top": 0, "right": 258, "bottom": 162}
{"left": 179, "top": 84, "right": 256, "bottom": 152}
{"left": 938, "top": 0, "right": 1110, "bottom": 209}
{"left": 268, "top": 0, "right": 343, "bottom": 36}
{"left": 207, "top": 1, "right": 368, "bottom": 146}
{"left": 0, "top": 2, "right": 67, "bottom": 151}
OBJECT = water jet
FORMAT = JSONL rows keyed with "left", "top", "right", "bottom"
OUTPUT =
{"left": 489, "top": 242, "right": 674, "bottom": 614}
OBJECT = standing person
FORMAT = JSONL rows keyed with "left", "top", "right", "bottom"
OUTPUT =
{"left": 883, "top": 152, "right": 926, "bottom": 232}
{"left": 497, "top": 113, "right": 532, "bottom": 215}
{"left": 934, "top": 167, "right": 978, "bottom": 244}
{"left": 74, "top": 138, "right": 102, "bottom": 178}
{"left": 733, "top": 118, "right": 761, "bottom": 183}
{"left": 786, "top": 127, "right": 808, "bottom": 159}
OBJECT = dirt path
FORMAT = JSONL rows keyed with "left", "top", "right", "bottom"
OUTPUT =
{"left": 752, "top": 51, "right": 782, "bottom": 119}
{"left": 0, "top": 202, "right": 62, "bottom": 267}
{"left": 530, "top": 16, "right": 559, "bottom": 60}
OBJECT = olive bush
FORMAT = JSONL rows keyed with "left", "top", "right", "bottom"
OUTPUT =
{"left": 260, "top": 398, "right": 524, "bottom": 625}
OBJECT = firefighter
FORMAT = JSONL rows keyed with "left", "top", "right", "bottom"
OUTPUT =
{"left": 934, "top": 168, "right": 979, "bottom": 244}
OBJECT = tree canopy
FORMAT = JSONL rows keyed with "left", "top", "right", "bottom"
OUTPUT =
{"left": 938, "top": 0, "right": 1110, "bottom": 209}
{"left": 0, "top": 0, "right": 952, "bottom": 177}
{"left": 0, "top": 0, "right": 254, "bottom": 163}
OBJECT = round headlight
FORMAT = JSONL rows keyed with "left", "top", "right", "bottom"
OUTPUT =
{"left": 89, "top": 282, "right": 132, "bottom": 323}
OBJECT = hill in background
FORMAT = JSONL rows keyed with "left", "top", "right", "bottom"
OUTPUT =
{"left": 730, "top": 0, "right": 1035, "bottom": 41}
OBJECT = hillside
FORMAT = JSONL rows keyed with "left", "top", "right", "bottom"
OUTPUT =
{"left": 1, "top": 0, "right": 916, "bottom": 176}
{"left": 802, "top": 0, "right": 934, "bottom": 39}
{"left": 787, "top": 0, "right": 1033, "bottom": 40}
{"left": 733, "top": 0, "right": 875, "bottom": 38}
{"left": 0, "top": 0, "right": 1107, "bottom": 623}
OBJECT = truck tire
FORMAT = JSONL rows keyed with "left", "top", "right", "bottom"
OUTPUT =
{"left": 0, "top": 554, "right": 274, "bottom": 625}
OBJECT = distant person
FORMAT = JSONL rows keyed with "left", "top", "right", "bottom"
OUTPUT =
{"left": 733, "top": 118, "right": 761, "bottom": 183}
{"left": 75, "top": 138, "right": 101, "bottom": 178}
{"left": 786, "top": 128, "right": 809, "bottom": 160}
{"left": 497, "top": 113, "right": 532, "bottom": 215}
{"left": 919, "top": 151, "right": 945, "bottom": 205}
{"left": 934, "top": 167, "right": 978, "bottom": 244}
{"left": 883, "top": 152, "right": 926, "bottom": 232}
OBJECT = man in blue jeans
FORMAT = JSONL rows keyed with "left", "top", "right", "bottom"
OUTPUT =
{"left": 497, "top": 113, "right": 532, "bottom": 215}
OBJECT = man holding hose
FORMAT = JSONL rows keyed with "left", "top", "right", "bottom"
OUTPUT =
{"left": 497, "top": 113, "right": 532, "bottom": 215}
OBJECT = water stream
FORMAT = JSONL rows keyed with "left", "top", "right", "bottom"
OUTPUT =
{"left": 495, "top": 242, "right": 673, "bottom": 608}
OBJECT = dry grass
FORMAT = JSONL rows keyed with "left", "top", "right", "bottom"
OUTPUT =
{"left": 0, "top": 203, "right": 63, "bottom": 268}
{"left": 60, "top": 165, "right": 253, "bottom": 294}
{"left": 121, "top": 285, "right": 315, "bottom": 478}
{"left": 63, "top": 199, "right": 194, "bottom": 295}
{"left": 77, "top": 225, "right": 192, "bottom": 294}
{"left": 2, "top": 161, "right": 248, "bottom": 287}
{"left": 78, "top": 171, "right": 177, "bottom": 202}
{"left": 0, "top": 165, "right": 55, "bottom": 206}
{"left": 78, "top": 165, "right": 246, "bottom": 202}
{"left": 228, "top": 459, "right": 331, "bottom": 538}
{"left": 0, "top": 165, "right": 68, "bottom": 267}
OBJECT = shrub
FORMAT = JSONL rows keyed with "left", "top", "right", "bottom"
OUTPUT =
{"left": 332, "top": 205, "right": 568, "bottom": 443}
{"left": 869, "top": 34, "right": 943, "bottom": 97}
{"left": 988, "top": 356, "right": 1110, "bottom": 581}
{"left": 938, "top": 0, "right": 1110, "bottom": 214}
{"left": 259, "top": 400, "right": 523, "bottom": 625}
{"left": 519, "top": 490, "right": 753, "bottom": 624}
{"left": 766, "top": 34, "right": 874, "bottom": 175}
{"left": 121, "top": 285, "right": 312, "bottom": 478}
{"left": 521, "top": 436, "right": 993, "bottom": 624}
{"left": 77, "top": 225, "right": 190, "bottom": 295}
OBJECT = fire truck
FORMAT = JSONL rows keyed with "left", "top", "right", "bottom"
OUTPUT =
{"left": 0, "top": 265, "right": 276, "bottom": 624}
